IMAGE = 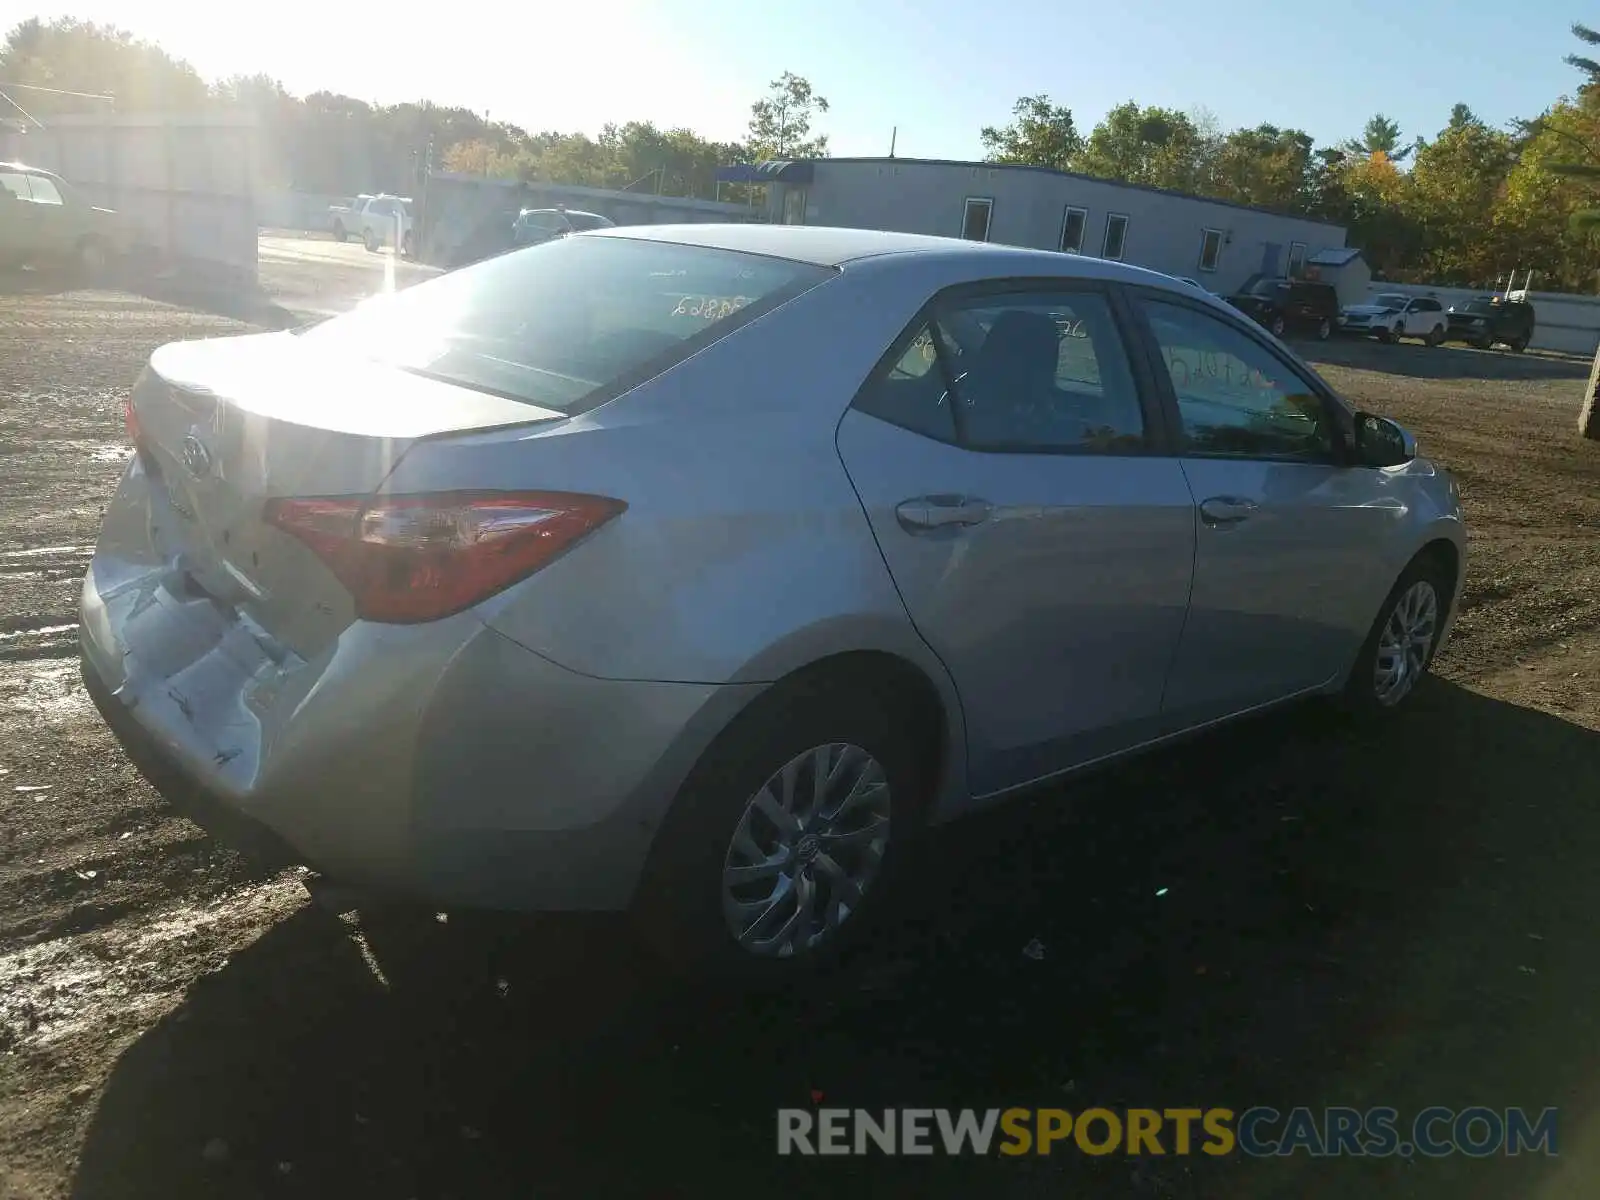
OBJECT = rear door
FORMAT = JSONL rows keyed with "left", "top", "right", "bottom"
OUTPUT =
{"left": 836, "top": 281, "right": 1195, "bottom": 797}
{"left": 1129, "top": 290, "right": 1397, "bottom": 725}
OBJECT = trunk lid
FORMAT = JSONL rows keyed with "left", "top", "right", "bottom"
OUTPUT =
{"left": 131, "top": 332, "right": 561, "bottom": 658}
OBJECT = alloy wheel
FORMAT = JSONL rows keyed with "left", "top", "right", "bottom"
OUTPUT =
{"left": 1373, "top": 580, "right": 1439, "bottom": 706}
{"left": 721, "top": 742, "right": 891, "bottom": 958}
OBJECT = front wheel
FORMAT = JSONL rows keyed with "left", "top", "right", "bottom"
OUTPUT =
{"left": 1509, "top": 335, "right": 1528, "bottom": 353}
{"left": 1342, "top": 556, "right": 1450, "bottom": 714}
{"left": 1377, "top": 326, "right": 1394, "bottom": 344}
{"left": 363, "top": 228, "right": 378, "bottom": 253}
{"left": 1269, "top": 314, "right": 1287, "bottom": 338}
{"left": 633, "top": 673, "right": 931, "bottom": 984}
{"left": 1316, "top": 316, "right": 1332, "bottom": 341}
{"left": 1425, "top": 324, "right": 1445, "bottom": 347}
{"left": 332, "top": 221, "right": 347, "bottom": 242}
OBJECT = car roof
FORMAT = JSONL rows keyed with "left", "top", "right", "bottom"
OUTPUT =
{"left": 0, "top": 161, "right": 61, "bottom": 179}
{"left": 584, "top": 222, "right": 1194, "bottom": 284}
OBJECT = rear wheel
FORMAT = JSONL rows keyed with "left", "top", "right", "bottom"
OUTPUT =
{"left": 1509, "top": 334, "right": 1528, "bottom": 353}
{"left": 332, "top": 221, "right": 347, "bottom": 243}
{"left": 1341, "top": 554, "right": 1451, "bottom": 715}
{"left": 633, "top": 668, "right": 934, "bottom": 984}
{"left": 1269, "top": 314, "right": 1287, "bottom": 338}
{"left": 363, "top": 228, "right": 379, "bottom": 253}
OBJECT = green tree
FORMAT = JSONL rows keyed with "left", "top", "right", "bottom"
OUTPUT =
{"left": 0, "top": 17, "right": 207, "bottom": 116}
{"left": 1204, "top": 124, "right": 1315, "bottom": 212}
{"left": 1342, "top": 113, "right": 1417, "bottom": 164}
{"left": 1408, "top": 110, "right": 1515, "bottom": 283}
{"left": 979, "top": 94, "right": 1081, "bottom": 170}
{"left": 1074, "top": 102, "right": 1205, "bottom": 191}
{"left": 746, "top": 72, "right": 829, "bottom": 160}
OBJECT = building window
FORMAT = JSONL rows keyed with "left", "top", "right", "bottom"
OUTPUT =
{"left": 1198, "top": 228, "right": 1223, "bottom": 273}
{"left": 782, "top": 188, "right": 807, "bottom": 225}
{"left": 1287, "top": 242, "right": 1307, "bottom": 278}
{"left": 962, "top": 197, "right": 993, "bottom": 242}
{"left": 1059, "top": 206, "right": 1087, "bottom": 254}
{"left": 1102, "top": 213, "right": 1128, "bottom": 261}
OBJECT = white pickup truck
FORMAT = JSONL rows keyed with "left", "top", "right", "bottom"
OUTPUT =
{"left": 328, "top": 194, "right": 414, "bottom": 256}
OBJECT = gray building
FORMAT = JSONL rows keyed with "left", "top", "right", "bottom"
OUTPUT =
{"left": 753, "top": 157, "right": 1347, "bottom": 296}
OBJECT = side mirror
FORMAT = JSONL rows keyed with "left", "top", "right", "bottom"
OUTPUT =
{"left": 1354, "top": 412, "right": 1416, "bottom": 468}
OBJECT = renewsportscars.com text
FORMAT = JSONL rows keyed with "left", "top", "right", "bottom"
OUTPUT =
{"left": 776, "top": 1106, "right": 1559, "bottom": 1158}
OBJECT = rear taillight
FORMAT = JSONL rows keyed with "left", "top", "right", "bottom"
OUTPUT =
{"left": 265, "top": 491, "right": 626, "bottom": 623}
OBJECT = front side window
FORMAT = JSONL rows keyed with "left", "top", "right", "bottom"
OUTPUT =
{"left": 962, "top": 198, "right": 993, "bottom": 242}
{"left": 1102, "top": 213, "right": 1128, "bottom": 261}
{"left": 0, "top": 172, "right": 30, "bottom": 200}
{"left": 1059, "top": 206, "right": 1087, "bottom": 253}
{"left": 856, "top": 289, "right": 1146, "bottom": 453}
{"left": 1143, "top": 298, "right": 1337, "bottom": 461}
{"left": 299, "top": 235, "right": 832, "bottom": 415}
{"left": 1198, "top": 228, "right": 1223, "bottom": 273}
{"left": 1287, "top": 242, "right": 1307, "bottom": 277}
{"left": 25, "top": 176, "right": 63, "bottom": 205}
{"left": 782, "top": 188, "right": 807, "bottom": 225}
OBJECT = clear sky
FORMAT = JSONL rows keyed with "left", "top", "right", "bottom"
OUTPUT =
{"left": 12, "top": 0, "right": 1589, "bottom": 153}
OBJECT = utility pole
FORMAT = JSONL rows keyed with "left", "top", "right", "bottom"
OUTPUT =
{"left": 889, "top": 126, "right": 897, "bottom": 158}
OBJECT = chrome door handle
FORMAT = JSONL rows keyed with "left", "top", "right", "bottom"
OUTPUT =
{"left": 1198, "top": 496, "right": 1259, "bottom": 527}
{"left": 895, "top": 496, "right": 993, "bottom": 531}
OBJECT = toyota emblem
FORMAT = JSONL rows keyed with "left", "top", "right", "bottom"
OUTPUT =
{"left": 180, "top": 434, "right": 213, "bottom": 479}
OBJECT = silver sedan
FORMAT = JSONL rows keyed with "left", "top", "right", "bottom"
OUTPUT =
{"left": 80, "top": 225, "right": 1466, "bottom": 977}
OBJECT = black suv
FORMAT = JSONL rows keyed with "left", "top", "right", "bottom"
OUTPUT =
{"left": 1225, "top": 276, "right": 1341, "bottom": 340}
{"left": 1444, "top": 296, "right": 1536, "bottom": 352}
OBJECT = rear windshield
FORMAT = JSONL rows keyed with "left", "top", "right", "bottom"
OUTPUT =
{"left": 1245, "top": 278, "right": 1288, "bottom": 296}
{"left": 1461, "top": 300, "right": 1497, "bottom": 315}
{"left": 299, "top": 235, "right": 832, "bottom": 413}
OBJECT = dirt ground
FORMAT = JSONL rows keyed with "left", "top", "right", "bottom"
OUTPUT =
{"left": 2, "top": 250, "right": 1600, "bottom": 1198}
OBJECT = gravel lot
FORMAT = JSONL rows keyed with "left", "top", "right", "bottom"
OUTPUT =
{"left": 2, "top": 245, "right": 1600, "bottom": 1198}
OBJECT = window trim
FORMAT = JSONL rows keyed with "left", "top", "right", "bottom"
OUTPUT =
{"left": 961, "top": 196, "right": 994, "bottom": 242}
{"left": 1197, "top": 228, "right": 1223, "bottom": 274}
{"left": 1058, "top": 205, "right": 1088, "bottom": 254}
{"left": 1101, "top": 213, "right": 1129, "bottom": 261}
{"left": 1122, "top": 283, "right": 1357, "bottom": 467}
{"left": 847, "top": 276, "right": 1172, "bottom": 458}
{"left": 1287, "top": 241, "right": 1308, "bottom": 278}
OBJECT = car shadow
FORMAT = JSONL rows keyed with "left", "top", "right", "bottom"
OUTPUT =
{"left": 0, "top": 260, "right": 301, "bottom": 330}
{"left": 1296, "top": 336, "right": 1591, "bottom": 383}
{"left": 71, "top": 681, "right": 1600, "bottom": 1198}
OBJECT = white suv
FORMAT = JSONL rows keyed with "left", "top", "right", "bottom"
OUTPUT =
{"left": 1339, "top": 293, "right": 1448, "bottom": 345}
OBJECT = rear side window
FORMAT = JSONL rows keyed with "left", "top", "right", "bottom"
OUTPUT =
{"left": 855, "top": 289, "right": 1147, "bottom": 453}
{"left": 300, "top": 235, "right": 832, "bottom": 413}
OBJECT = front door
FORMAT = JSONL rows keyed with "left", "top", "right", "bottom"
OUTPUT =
{"left": 836, "top": 283, "right": 1196, "bottom": 796}
{"left": 1134, "top": 292, "right": 1398, "bottom": 725}
{"left": 0, "top": 170, "right": 39, "bottom": 263}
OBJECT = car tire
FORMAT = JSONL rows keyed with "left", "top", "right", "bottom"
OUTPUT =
{"left": 632, "top": 665, "right": 936, "bottom": 986}
{"left": 1474, "top": 336, "right": 1492, "bottom": 351}
{"left": 1377, "top": 326, "right": 1394, "bottom": 344}
{"left": 363, "top": 229, "right": 378, "bottom": 253}
{"left": 1316, "top": 316, "right": 1332, "bottom": 341}
{"left": 1509, "top": 335, "right": 1528, "bottom": 353}
{"left": 1270, "top": 314, "right": 1287, "bottom": 338}
{"left": 332, "top": 221, "right": 347, "bottom": 243}
{"left": 1340, "top": 552, "right": 1452, "bottom": 715}
{"left": 402, "top": 231, "right": 415, "bottom": 258}
{"left": 1425, "top": 324, "right": 1445, "bottom": 347}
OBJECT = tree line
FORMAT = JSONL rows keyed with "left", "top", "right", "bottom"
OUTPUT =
{"left": 5, "top": 16, "right": 1600, "bottom": 291}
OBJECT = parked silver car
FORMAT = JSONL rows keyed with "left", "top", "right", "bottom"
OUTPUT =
{"left": 80, "top": 226, "right": 1465, "bottom": 977}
